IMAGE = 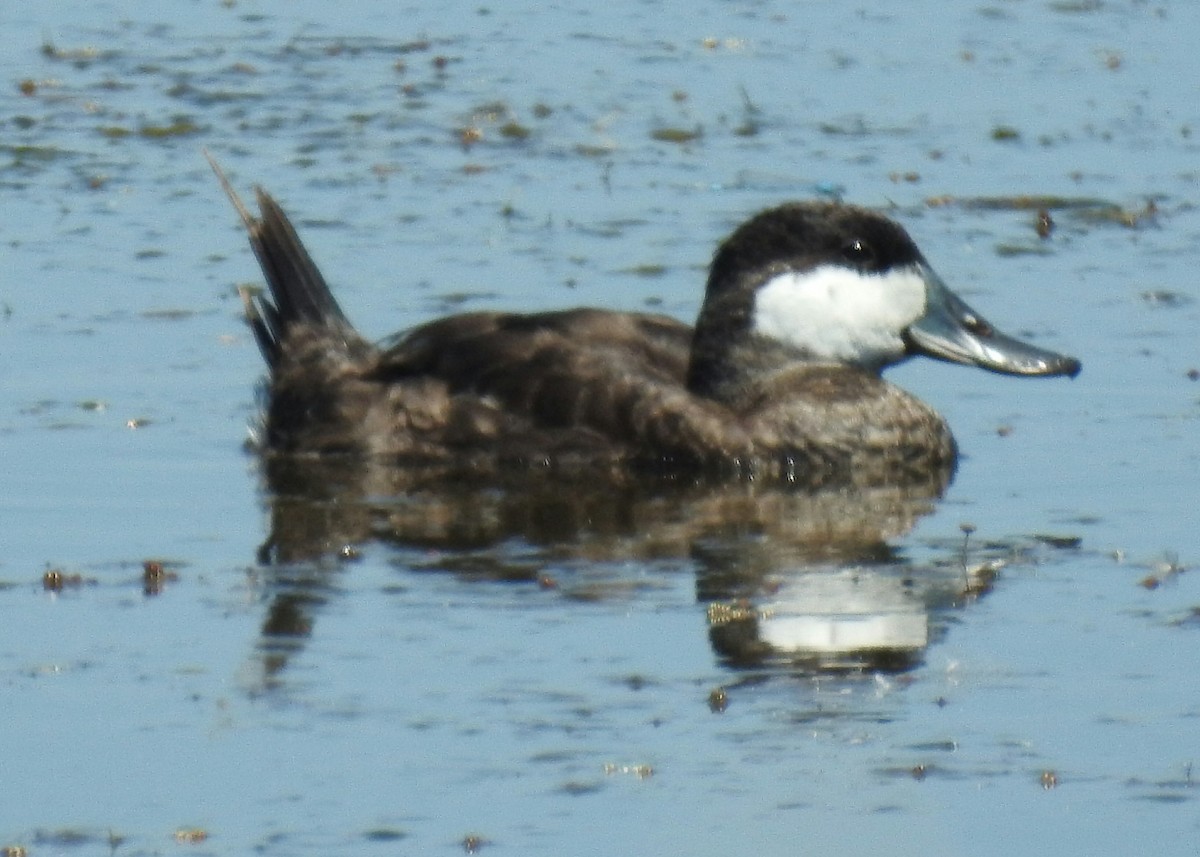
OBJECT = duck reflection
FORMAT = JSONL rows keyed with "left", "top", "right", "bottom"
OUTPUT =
{"left": 248, "top": 455, "right": 993, "bottom": 681}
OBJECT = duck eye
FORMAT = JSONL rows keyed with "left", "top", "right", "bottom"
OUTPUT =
{"left": 842, "top": 238, "right": 876, "bottom": 268}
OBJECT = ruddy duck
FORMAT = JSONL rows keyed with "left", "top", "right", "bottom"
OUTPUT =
{"left": 209, "top": 156, "right": 1079, "bottom": 486}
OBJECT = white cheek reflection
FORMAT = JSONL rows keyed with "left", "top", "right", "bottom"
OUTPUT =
{"left": 751, "top": 264, "right": 927, "bottom": 366}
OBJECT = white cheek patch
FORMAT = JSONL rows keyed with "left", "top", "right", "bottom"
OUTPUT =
{"left": 751, "top": 264, "right": 929, "bottom": 367}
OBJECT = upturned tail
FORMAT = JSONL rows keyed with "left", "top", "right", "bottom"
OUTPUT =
{"left": 207, "top": 151, "right": 359, "bottom": 369}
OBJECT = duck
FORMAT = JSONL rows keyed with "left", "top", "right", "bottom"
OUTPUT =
{"left": 208, "top": 155, "right": 1080, "bottom": 487}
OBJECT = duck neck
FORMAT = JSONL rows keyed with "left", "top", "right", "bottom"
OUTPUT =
{"left": 688, "top": 327, "right": 799, "bottom": 405}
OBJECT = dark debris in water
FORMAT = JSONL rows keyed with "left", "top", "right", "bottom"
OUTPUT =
{"left": 434, "top": 290, "right": 501, "bottom": 306}
{"left": 173, "top": 827, "right": 208, "bottom": 844}
{"left": 1133, "top": 791, "right": 1193, "bottom": 805}
{"left": 1140, "top": 289, "right": 1192, "bottom": 309}
{"left": 876, "top": 762, "right": 955, "bottom": 782}
{"left": 42, "top": 568, "right": 97, "bottom": 592}
{"left": 602, "top": 762, "right": 653, "bottom": 779}
{"left": 450, "top": 101, "right": 544, "bottom": 148}
{"left": 1125, "top": 765, "right": 1198, "bottom": 802}
{"left": 1036, "top": 208, "right": 1055, "bottom": 238}
{"left": 39, "top": 558, "right": 185, "bottom": 596}
{"left": 1, "top": 143, "right": 71, "bottom": 165}
{"left": 363, "top": 828, "right": 408, "bottom": 842}
{"left": 574, "top": 143, "right": 617, "bottom": 158}
{"left": 622, "top": 263, "right": 668, "bottom": 278}
{"left": 1139, "top": 554, "right": 1187, "bottom": 591}
{"left": 615, "top": 673, "right": 657, "bottom": 691}
{"left": 1049, "top": 0, "right": 1104, "bottom": 11}
{"left": 142, "top": 559, "right": 179, "bottom": 596}
{"left": 141, "top": 307, "right": 201, "bottom": 320}
{"left": 650, "top": 126, "right": 703, "bottom": 144}
{"left": 499, "top": 121, "right": 531, "bottom": 141}
{"left": 30, "top": 828, "right": 111, "bottom": 848}
{"left": 1168, "top": 607, "right": 1200, "bottom": 628}
{"left": 994, "top": 243, "right": 1053, "bottom": 258}
{"left": 1032, "top": 534, "right": 1082, "bottom": 550}
{"left": 138, "top": 117, "right": 202, "bottom": 139}
{"left": 1074, "top": 199, "right": 1159, "bottom": 229}
{"left": 819, "top": 117, "right": 869, "bottom": 137}
{"left": 907, "top": 739, "right": 960, "bottom": 753}
{"left": 461, "top": 833, "right": 489, "bottom": 853}
{"left": 927, "top": 194, "right": 1159, "bottom": 230}
{"left": 40, "top": 40, "right": 120, "bottom": 65}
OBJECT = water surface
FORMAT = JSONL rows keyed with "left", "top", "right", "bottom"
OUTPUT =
{"left": 3, "top": 1, "right": 1199, "bottom": 854}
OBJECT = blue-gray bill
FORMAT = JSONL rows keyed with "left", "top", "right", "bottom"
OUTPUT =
{"left": 904, "top": 266, "right": 1082, "bottom": 378}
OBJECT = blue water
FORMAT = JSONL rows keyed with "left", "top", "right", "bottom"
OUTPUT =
{"left": 3, "top": 1, "right": 1200, "bottom": 854}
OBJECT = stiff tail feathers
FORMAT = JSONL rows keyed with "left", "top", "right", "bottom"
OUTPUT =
{"left": 207, "top": 151, "right": 358, "bottom": 368}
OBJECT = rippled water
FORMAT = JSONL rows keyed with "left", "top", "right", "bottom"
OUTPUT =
{"left": 3, "top": 1, "right": 1200, "bottom": 854}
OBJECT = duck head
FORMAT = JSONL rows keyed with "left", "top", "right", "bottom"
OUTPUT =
{"left": 687, "top": 202, "right": 1080, "bottom": 401}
